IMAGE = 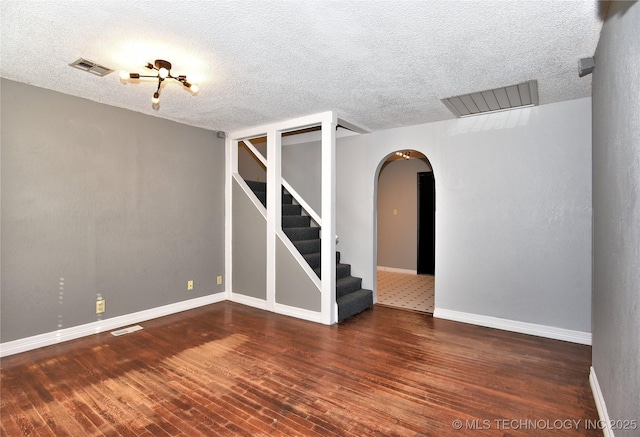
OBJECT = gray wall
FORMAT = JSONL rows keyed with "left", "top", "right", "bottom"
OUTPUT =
{"left": 377, "top": 157, "right": 432, "bottom": 271}
{"left": 232, "top": 180, "right": 266, "bottom": 299}
{"left": 592, "top": 1, "right": 640, "bottom": 431}
{"left": 336, "top": 98, "right": 592, "bottom": 332}
{"left": 282, "top": 141, "right": 322, "bottom": 214}
{"left": 1, "top": 79, "right": 225, "bottom": 342}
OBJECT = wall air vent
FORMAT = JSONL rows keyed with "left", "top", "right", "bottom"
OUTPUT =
{"left": 69, "top": 58, "right": 114, "bottom": 77}
{"left": 441, "top": 80, "right": 539, "bottom": 117}
{"left": 111, "top": 325, "right": 143, "bottom": 336}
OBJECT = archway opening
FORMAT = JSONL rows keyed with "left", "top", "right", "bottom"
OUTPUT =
{"left": 374, "top": 149, "right": 435, "bottom": 314}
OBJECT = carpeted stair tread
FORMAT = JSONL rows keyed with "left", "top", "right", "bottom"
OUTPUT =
{"left": 283, "top": 204, "right": 302, "bottom": 215}
{"left": 303, "top": 252, "right": 341, "bottom": 269}
{"left": 293, "top": 239, "right": 321, "bottom": 255}
{"left": 284, "top": 227, "right": 319, "bottom": 241}
{"left": 314, "top": 263, "right": 351, "bottom": 280}
{"left": 337, "top": 289, "right": 374, "bottom": 322}
{"left": 282, "top": 215, "right": 311, "bottom": 228}
{"left": 336, "top": 276, "right": 363, "bottom": 298}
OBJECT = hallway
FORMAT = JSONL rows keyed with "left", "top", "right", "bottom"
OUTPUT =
{"left": 376, "top": 269, "right": 434, "bottom": 314}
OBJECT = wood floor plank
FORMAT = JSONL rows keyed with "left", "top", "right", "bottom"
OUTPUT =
{"left": 1, "top": 302, "right": 600, "bottom": 436}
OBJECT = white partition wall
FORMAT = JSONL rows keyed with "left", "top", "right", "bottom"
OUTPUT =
{"left": 226, "top": 112, "right": 338, "bottom": 324}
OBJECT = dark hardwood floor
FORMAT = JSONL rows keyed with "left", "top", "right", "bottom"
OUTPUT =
{"left": 1, "top": 302, "right": 599, "bottom": 436}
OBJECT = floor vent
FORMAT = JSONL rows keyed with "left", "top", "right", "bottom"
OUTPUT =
{"left": 442, "top": 80, "right": 538, "bottom": 117}
{"left": 111, "top": 325, "right": 143, "bottom": 336}
{"left": 69, "top": 58, "right": 114, "bottom": 77}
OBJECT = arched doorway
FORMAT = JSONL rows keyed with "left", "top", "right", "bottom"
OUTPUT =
{"left": 374, "top": 150, "right": 435, "bottom": 314}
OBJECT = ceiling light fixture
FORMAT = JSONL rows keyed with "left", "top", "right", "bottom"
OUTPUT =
{"left": 119, "top": 59, "right": 198, "bottom": 106}
{"left": 395, "top": 151, "right": 411, "bottom": 160}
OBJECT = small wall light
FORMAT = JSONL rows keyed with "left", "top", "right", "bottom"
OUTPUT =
{"left": 395, "top": 151, "right": 411, "bottom": 160}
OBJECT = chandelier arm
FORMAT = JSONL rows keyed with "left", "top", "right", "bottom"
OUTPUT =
{"left": 123, "top": 60, "right": 196, "bottom": 105}
{"left": 166, "top": 74, "right": 186, "bottom": 82}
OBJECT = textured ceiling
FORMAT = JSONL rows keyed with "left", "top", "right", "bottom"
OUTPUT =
{"left": 1, "top": 1, "right": 603, "bottom": 133}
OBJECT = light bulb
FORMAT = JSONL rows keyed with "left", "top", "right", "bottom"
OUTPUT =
{"left": 190, "top": 83, "right": 199, "bottom": 94}
{"left": 152, "top": 93, "right": 160, "bottom": 104}
{"left": 119, "top": 71, "right": 129, "bottom": 80}
{"left": 158, "top": 67, "right": 169, "bottom": 79}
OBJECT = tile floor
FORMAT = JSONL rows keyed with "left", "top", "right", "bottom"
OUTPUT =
{"left": 376, "top": 269, "right": 434, "bottom": 314}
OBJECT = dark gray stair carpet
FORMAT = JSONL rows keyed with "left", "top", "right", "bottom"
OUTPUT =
{"left": 314, "top": 263, "right": 351, "bottom": 280}
{"left": 302, "top": 252, "right": 341, "bottom": 270}
{"left": 293, "top": 239, "right": 321, "bottom": 255}
{"left": 245, "top": 180, "right": 373, "bottom": 322}
{"left": 337, "top": 289, "right": 374, "bottom": 322}
{"left": 283, "top": 227, "right": 319, "bottom": 241}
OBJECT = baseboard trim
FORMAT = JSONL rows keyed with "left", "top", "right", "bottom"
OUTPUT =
{"left": 229, "top": 293, "right": 267, "bottom": 310}
{"left": 274, "top": 303, "right": 325, "bottom": 325}
{"left": 433, "top": 308, "right": 592, "bottom": 345}
{"left": 590, "top": 366, "right": 615, "bottom": 437}
{"left": 0, "top": 293, "right": 227, "bottom": 358}
{"left": 377, "top": 266, "right": 417, "bottom": 275}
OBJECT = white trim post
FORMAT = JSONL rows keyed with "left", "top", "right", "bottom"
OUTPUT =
{"left": 321, "top": 112, "right": 337, "bottom": 324}
{"left": 266, "top": 129, "right": 282, "bottom": 311}
{"left": 225, "top": 137, "right": 238, "bottom": 300}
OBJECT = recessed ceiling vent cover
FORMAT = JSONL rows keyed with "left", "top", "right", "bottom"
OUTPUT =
{"left": 69, "top": 58, "right": 114, "bottom": 77}
{"left": 111, "top": 325, "right": 143, "bottom": 336}
{"left": 441, "top": 80, "right": 539, "bottom": 117}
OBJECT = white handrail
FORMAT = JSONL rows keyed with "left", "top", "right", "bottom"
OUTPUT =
{"left": 242, "top": 139, "right": 267, "bottom": 167}
{"left": 281, "top": 179, "right": 322, "bottom": 227}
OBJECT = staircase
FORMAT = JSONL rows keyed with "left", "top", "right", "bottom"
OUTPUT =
{"left": 244, "top": 180, "right": 373, "bottom": 322}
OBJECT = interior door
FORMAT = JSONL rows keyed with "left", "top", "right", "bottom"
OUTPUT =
{"left": 417, "top": 171, "right": 435, "bottom": 275}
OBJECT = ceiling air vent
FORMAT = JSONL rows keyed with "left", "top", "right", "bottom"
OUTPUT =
{"left": 69, "top": 58, "right": 114, "bottom": 77}
{"left": 441, "top": 80, "right": 538, "bottom": 117}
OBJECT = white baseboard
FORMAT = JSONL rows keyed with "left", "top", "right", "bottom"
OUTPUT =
{"left": 377, "top": 266, "right": 418, "bottom": 275}
{"left": 230, "top": 295, "right": 327, "bottom": 324}
{"left": 274, "top": 303, "right": 325, "bottom": 324}
{"left": 229, "top": 293, "right": 267, "bottom": 310}
{"left": 433, "top": 308, "right": 592, "bottom": 345}
{"left": 0, "top": 293, "right": 227, "bottom": 358}
{"left": 590, "top": 366, "right": 615, "bottom": 437}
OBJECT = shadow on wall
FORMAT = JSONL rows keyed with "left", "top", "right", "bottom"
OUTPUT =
{"left": 238, "top": 140, "right": 267, "bottom": 182}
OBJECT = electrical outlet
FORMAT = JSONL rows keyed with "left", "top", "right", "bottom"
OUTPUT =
{"left": 187, "top": 280, "right": 194, "bottom": 291}
{"left": 217, "top": 275, "right": 223, "bottom": 285}
{"left": 96, "top": 299, "right": 106, "bottom": 314}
